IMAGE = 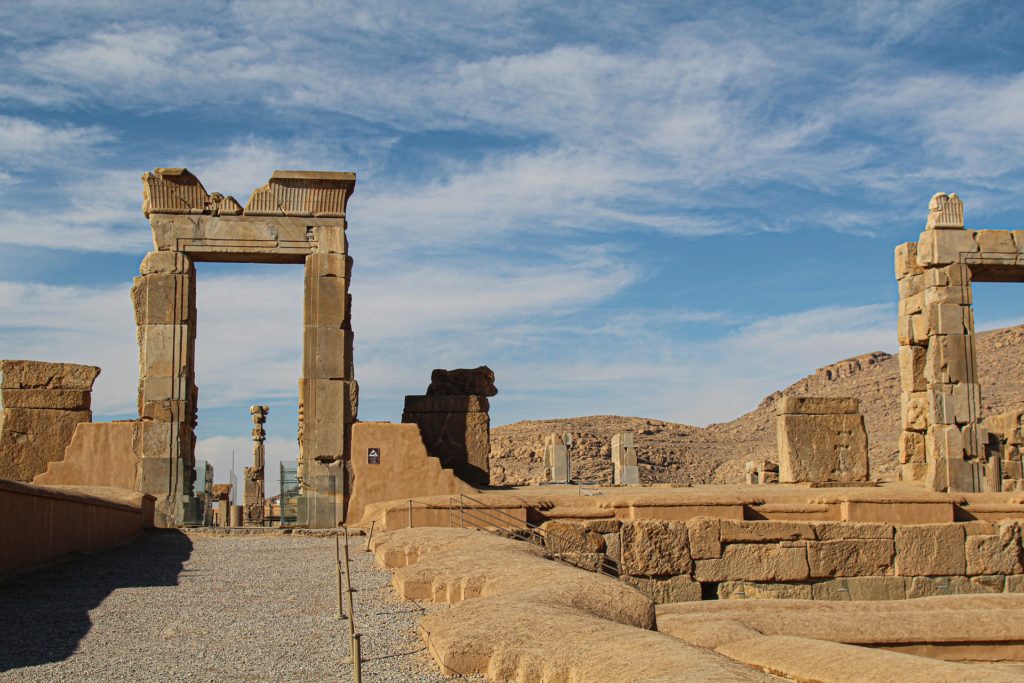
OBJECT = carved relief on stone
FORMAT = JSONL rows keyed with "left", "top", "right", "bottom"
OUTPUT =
{"left": 244, "top": 404, "right": 269, "bottom": 524}
{"left": 244, "top": 170, "right": 356, "bottom": 218}
{"left": 926, "top": 192, "right": 964, "bottom": 230}
{"left": 142, "top": 168, "right": 210, "bottom": 217}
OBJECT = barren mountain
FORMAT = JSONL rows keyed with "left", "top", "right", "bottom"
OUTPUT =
{"left": 489, "top": 324, "right": 1024, "bottom": 486}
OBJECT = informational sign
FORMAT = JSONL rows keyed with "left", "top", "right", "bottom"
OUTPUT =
{"left": 367, "top": 447, "right": 381, "bottom": 465}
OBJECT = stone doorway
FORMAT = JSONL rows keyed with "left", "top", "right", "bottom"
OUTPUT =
{"left": 895, "top": 192, "right": 1024, "bottom": 492}
{"left": 134, "top": 168, "right": 357, "bottom": 525}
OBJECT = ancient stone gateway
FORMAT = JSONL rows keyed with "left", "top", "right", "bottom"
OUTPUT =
{"left": 896, "top": 192, "right": 1024, "bottom": 492}
{"left": 136, "top": 168, "right": 357, "bottom": 525}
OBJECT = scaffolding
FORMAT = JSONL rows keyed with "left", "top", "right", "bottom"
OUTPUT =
{"left": 280, "top": 460, "right": 300, "bottom": 526}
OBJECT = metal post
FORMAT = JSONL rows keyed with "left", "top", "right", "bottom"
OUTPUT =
{"left": 335, "top": 532, "right": 345, "bottom": 620}
{"left": 351, "top": 633, "right": 362, "bottom": 683}
{"left": 364, "top": 520, "right": 375, "bottom": 552}
{"left": 407, "top": 499, "right": 413, "bottom": 528}
{"left": 343, "top": 527, "right": 356, "bottom": 640}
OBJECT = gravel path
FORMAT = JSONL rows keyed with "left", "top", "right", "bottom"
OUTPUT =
{"left": 0, "top": 530, "right": 476, "bottom": 682}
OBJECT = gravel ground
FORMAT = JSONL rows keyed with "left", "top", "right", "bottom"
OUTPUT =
{"left": 0, "top": 530, "right": 478, "bottom": 682}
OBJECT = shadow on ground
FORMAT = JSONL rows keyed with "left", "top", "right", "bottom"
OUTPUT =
{"left": 0, "top": 530, "right": 192, "bottom": 671}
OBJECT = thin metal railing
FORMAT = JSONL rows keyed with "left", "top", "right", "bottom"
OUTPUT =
{"left": 445, "top": 493, "right": 619, "bottom": 577}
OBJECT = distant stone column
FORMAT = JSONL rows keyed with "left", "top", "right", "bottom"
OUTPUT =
{"left": 545, "top": 434, "right": 569, "bottom": 483}
{"left": 245, "top": 405, "right": 269, "bottom": 526}
{"left": 611, "top": 432, "right": 640, "bottom": 485}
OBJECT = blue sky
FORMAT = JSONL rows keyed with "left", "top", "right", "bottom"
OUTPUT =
{"left": 2, "top": 1, "right": 1024, "bottom": 493}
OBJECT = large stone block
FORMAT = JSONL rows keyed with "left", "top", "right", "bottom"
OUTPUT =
{"left": 0, "top": 408, "right": 91, "bottom": 481}
{"left": 685, "top": 517, "right": 722, "bottom": 560}
{"left": 244, "top": 170, "right": 355, "bottom": 218}
{"left": 777, "top": 412, "right": 869, "bottom": 483}
{"left": 929, "top": 335, "right": 966, "bottom": 387}
{"left": 621, "top": 520, "right": 691, "bottom": 576}
{"left": 813, "top": 522, "right": 893, "bottom": 541}
{"left": 694, "top": 543, "right": 810, "bottom": 583}
{"left": 140, "top": 250, "right": 193, "bottom": 275}
{"left": 902, "top": 392, "right": 929, "bottom": 430}
{"left": 615, "top": 465, "right": 639, "bottom": 485}
{"left": 807, "top": 539, "right": 895, "bottom": 578}
{"left": 899, "top": 431, "right": 926, "bottom": 464}
{"left": 426, "top": 366, "right": 497, "bottom": 397}
{"left": 966, "top": 524, "right": 1023, "bottom": 576}
{"left": 894, "top": 524, "right": 966, "bottom": 576}
{"left": 811, "top": 576, "right": 906, "bottom": 601}
{"left": 925, "top": 424, "right": 964, "bottom": 461}
{"left": 718, "top": 581, "right": 812, "bottom": 600}
{"left": 894, "top": 242, "right": 922, "bottom": 279}
{"left": 304, "top": 253, "right": 352, "bottom": 279}
{"left": 916, "top": 227, "right": 977, "bottom": 266}
{"left": 925, "top": 456, "right": 978, "bottom": 492}
{"left": 140, "top": 324, "right": 192, "bottom": 378}
{"left": 301, "top": 378, "right": 357, "bottom": 424}
{"left": 303, "top": 273, "right": 350, "bottom": 328}
{"left": 976, "top": 229, "right": 1016, "bottom": 253}
{"left": 927, "top": 303, "right": 967, "bottom": 336}
{"left": 131, "top": 273, "right": 193, "bottom": 325}
{"left": 622, "top": 575, "right": 701, "bottom": 603}
{"left": 905, "top": 575, "right": 1004, "bottom": 598}
{"left": 309, "top": 226, "right": 348, "bottom": 255}
{"left": 719, "top": 520, "right": 815, "bottom": 543}
{"left": 898, "top": 273, "right": 924, "bottom": 299}
{"left": 0, "top": 389, "right": 90, "bottom": 410}
{"left": 924, "top": 284, "right": 970, "bottom": 307}
{"left": 0, "top": 360, "right": 100, "bottom": 391}
{"left": 302, "top": 327, "right": 354, "bottom": 379}
{"left": 402, "top": 395, "right": 490, "bottom": 414}
{"left": 899, "top": 346, "right": 926, "bottom": 393}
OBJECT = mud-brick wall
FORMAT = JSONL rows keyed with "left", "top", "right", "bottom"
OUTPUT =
{"left": 547, "top": 518, "right": 1024, "bottom": 603}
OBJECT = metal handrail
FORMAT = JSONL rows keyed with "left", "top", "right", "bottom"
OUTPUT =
{"left": 448, "top": 494, "right": 619, "bottom": 577}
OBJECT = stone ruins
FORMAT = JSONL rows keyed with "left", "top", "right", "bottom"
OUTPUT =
{"left": 896, "top": 192, "right": 1024, "bottom": 491}
{"left": 0, "top": 361, "right": 99, "bottom": 482}
{"left": 244, "top": 405, "right": 269, "bottom": 525}
{"left": 611, "top": 431, "right": 639, "bottom": 485}
{"left": 776, "top": 397, "right": 869, "bottom": 484}
{"left": 544, "top": 434, "right": 570, "bottom": 483}
{"left": 9, "top": 171, "right": 1024, "bottom": 681}
{"left": 401, "top": 366, "right": 496, "bottom": 485}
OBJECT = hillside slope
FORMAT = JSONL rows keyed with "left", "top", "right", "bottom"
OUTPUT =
{"left": 489, "top": 325, "right": 1024, "bottom": 486}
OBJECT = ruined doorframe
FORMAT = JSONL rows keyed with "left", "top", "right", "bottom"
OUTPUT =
{"left": 895, "top": 192, "right": 1024, "bottom": 492}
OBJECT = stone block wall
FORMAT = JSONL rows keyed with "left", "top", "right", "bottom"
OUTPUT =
{"left": 0, "top": 360, "right": 99, "bottom": 482}
{"left": 402, "top": 367, "right": 495, "bottom": 486}
{"left": 776, "top": 397, "right": 869, "bottom": 483}
{"left": 548, "top": 517, "right": 1024, "bottom": 603}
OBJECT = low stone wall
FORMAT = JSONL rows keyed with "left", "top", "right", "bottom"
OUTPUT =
{"left": 0, "top": 480, "right": 153, "bottom": 575}
{"left": 0, "top": 360, "right": 100, "bottom": 482}
{"left": 551, "top": 517, "right": 1024, "bottom": 602}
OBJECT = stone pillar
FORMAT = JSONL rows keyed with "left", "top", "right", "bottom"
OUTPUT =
{"left": 244, "top": 405, "right": 268, "bottom": 526}
{"left": 297, "top": 235, "right": 357, "bottom": 527}
{"left": 218, "top": 498, "right": 230, "bottom": 527}
{"left": 896, "top": 193, "right": 988, "bottom": 492}
{"left": 611, "top": 431, "right": 640, "bottom": 485}
{"left": 544, "top": 434, "right": 569, "bottom": 483}
{"left": 132, "top": 250, "right": 198, "bottom": 526}
{"left": 229, "top": 504, "right": 243, "bottom": 527}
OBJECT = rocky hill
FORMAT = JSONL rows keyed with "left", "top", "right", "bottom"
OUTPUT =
{"left": 489, "top": 325, "right": 1024, "bottom": 486}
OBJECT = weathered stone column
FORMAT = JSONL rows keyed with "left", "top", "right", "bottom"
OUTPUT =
{"left": 611, "top": 431, "right": 639, "bottom": 485}
{"left": 896, "top": 193, "right": 984, "bottom": 491}
{"left": 244, "top": 405, "right": 268, "bottom": 525}
{"left": 132, "top": 250, "right": 198, "bottom": 525}
{"left": 298, "top": 228, "right": 358, "bottom": 526}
